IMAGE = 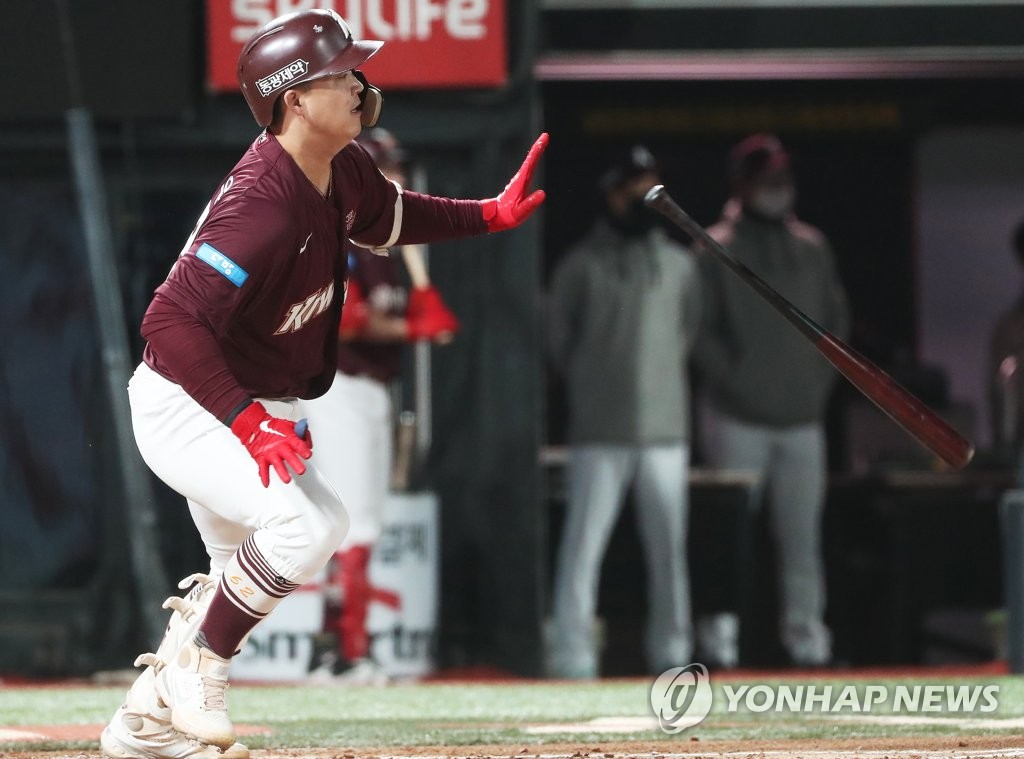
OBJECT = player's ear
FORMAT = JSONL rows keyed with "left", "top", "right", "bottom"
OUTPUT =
{"left": 282, "top": 88, "right": 303, "bottom": 118}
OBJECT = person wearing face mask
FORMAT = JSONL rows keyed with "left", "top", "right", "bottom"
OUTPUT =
{"left": 545, "top": 146, "right": 701, "bottom": 678}
{"left": 693, "top": 133, "right": 850, "bottom": 669}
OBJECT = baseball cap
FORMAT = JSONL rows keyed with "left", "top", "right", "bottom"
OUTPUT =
{"left": 599, "top": 145, "right": 660, "bottom": 192}
{"left": 729, "top": 133, "right": 791, "bottom": 184}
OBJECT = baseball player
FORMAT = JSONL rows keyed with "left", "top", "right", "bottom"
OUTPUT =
{"left": 100, "top": 9, "right": 546, "bottom": 758}
{"left": 302, "top": 127, "right": 459, "bottom": 685}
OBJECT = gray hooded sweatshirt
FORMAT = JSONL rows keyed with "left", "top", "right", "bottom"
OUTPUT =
{"left": 546, "top": 220, "right": 701, "bottom": 445}
{"left": 694, "top": 203, "right": 850, "bottom": 427}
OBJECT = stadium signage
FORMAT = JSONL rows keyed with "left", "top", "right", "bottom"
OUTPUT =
{"left": 206, "top": 0, "right": 508, "bottom": 91}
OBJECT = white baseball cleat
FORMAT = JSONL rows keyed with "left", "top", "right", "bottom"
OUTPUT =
{"left": 100, "top": 703, "right": 249, "bottom": 759}
{"left": 156, "top": 639, "right": 235, "bottom": 750}
{"left": 102, "top": 655, "right": 247, "bottom": 759}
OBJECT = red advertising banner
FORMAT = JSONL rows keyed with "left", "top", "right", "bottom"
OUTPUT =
{"left": 207, "top": 1, "right": 507, "bottom": 92}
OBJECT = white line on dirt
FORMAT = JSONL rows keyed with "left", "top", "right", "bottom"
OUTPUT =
{"left": 0, "top": 729, "right": 48, "bottom": 741}
{"left": 526, "top": 716, "right": 660, "bottom": 734}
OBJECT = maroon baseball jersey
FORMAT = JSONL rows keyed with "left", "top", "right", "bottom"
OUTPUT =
{"left": 141, "top": 130, "right": 485, "bottom": 423}
{"left": 337, "top": 246, "right": 405, "bottom": 383}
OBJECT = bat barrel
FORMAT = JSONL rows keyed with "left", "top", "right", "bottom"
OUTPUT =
{"left": 816, "top": 336, "right": 975, "bottom": 469}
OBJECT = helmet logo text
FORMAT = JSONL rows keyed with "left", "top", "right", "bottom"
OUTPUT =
{"left": 256, "top": 59, "right": 309, "bottom": 97}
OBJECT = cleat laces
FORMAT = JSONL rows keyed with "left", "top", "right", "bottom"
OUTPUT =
{"left": 200, "top": 676, "right": 228, "bottom": 711}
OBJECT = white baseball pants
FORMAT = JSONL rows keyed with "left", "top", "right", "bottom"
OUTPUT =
{"left": 550, "top": 443, "right": 693, "bottom": 678}
{"left": 702, "top": 409, "right": 830, "bottom": 663}
{"left": 297, "top": 371, "right": 392, "bottom": 549}
{"left": 127, "top": 362, "right": 350, "bottom": 585}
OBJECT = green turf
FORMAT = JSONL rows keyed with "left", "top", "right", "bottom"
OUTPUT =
{"left": 2, "top": 675, "right": 1024, "bottom": 752}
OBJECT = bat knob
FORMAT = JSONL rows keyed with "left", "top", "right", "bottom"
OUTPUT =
{"left": 295, "top": 418, "right": 308, "bottom": 438}
{"left": 644, "top": 184, "right": 665, "bottom": 206}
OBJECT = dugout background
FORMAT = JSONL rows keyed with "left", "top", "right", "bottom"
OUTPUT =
{"left": 2, "top": 1, "right": 1024, "bottom": 677}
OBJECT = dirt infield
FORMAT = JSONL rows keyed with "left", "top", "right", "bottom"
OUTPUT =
{"left": 5, "top": 734, "right": 1024, "bottom": 759}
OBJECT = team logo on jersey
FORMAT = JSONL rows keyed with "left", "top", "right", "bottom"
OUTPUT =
{"left": 275, "top": 281, "right": 335, "bottom": 335}
{"left": 256, "top": 59, "right": 309, "bottom": 97}
{"left": 344, "top": 210, "right": 356, "bottom": 233}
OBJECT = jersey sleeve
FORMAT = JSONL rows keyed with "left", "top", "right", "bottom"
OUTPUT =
{"left": 144, "top": 194, "right": 294, "bottom": 421}
{"left": 336, "top": 142, "right": 486, "bottom": 249}
{"left": 335, "top": 142, "right": 404, "bottom": 248}
{"left": 141, "top": 294, "right": 252, "bottom": 423}
{"left": 161, "top": 195, "right": 292, "bottom": 329}
{"left": 396, "top": 191, "right": 487, "bottom": 244}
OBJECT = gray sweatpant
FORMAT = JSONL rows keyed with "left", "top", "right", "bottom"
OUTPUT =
{"left": 703, "top": 410, "right": 831, "bottom": 663}
{"left": 549, "top": 444, "right": 693, "bottom": 678}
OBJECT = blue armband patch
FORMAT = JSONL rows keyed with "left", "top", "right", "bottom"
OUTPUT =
{"left": 196, "top": 243, "right": 248, "bottom": 287}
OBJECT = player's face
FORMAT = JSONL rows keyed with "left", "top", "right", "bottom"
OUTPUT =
{"left": 607, "top": 171, "right": 659, "bottom": 215}
{"left": 740, "top": 167, "right": 795, "bottom": 220}
{"left": 299, "top": 71, "right": 364, "bottom": 145}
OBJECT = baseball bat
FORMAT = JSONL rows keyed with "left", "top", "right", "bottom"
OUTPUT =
{"left": 401, "top": 243, "right": 431, "bottom": 289}
{"left": 644, "top": 184, "right": 975, "bottom": 470}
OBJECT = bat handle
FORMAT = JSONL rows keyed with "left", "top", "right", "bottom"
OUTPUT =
{"left": 295, "top": 418, "right": 308, "bottom": 438}
{"left": 402, "top": 244, "right": 431, "bottom": 289}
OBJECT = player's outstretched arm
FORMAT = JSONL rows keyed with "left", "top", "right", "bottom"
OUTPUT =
{"left": 230, "top": 402, "right": 313, "bottom": 488}
{"left": 378, "top": 133, "right": 550, "bottom": 246}
{"left": 480, "top": 132, "right": 549, "bottom": 233}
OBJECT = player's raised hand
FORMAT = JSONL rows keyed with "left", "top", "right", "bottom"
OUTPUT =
{"left": 230, "top": 402, "right": 313, "bottom": 488}
{"left": 481, "top": 133, "right": 549, "bottom": 232}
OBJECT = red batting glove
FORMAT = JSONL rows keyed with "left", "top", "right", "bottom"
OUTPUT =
{"left": 230, "top": 402, "right": 313, "bottom": 488}
{"left": 480, "top": 133, "right": 549, "bottom": 232}
{"left": 406, "top": 285, "right": 460, "bottom": 341}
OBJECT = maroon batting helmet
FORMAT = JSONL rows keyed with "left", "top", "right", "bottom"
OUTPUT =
{"left": 237, "top": 9, "right": 383, "bottom": 128}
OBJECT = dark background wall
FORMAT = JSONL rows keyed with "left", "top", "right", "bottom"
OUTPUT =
{"left": 536, "top": 2, "right": 1024, "bottom": 671}
{"left": 1, "top": 1, "right": 199, "bottom": 118}
{"left": 2, "top": 0, "right": 1024, "bottom": 676}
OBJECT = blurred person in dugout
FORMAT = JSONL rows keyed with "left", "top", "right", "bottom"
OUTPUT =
{"left": 694, "top": 133, "right": 850, "bottom": 669}
{"left": 545, "top": 145, "right": 702, "bottom": 679}
{"left": 299, "top": 128, "right": 459, "bottom": 685}
{"left": 988, "top": 217, "right": 1024, "bottom": 484}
